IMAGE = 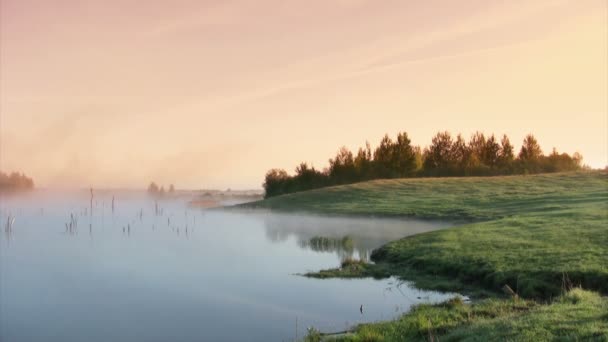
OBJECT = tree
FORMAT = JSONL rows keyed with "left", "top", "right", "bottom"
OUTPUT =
{"left": 260, "top": 130, "right": 583, "bottom": 196}
{"left": 519, "top": 134, "right": 543, "bottom": 161}
{"left": 483, "top": 134, "right": 501, "bottom": 169}
{"left": 0, "top": 171, "right": 34, "bottom": 192}
{"left": 423, "top": 131, "right": 453, "bottom": 174}
{"left": 392, "top": 132, "right": 417, "bottom": 177}
{"left": 518, "top": 134, "right": 543, "bottom": 173}
{"left": 169, "top": 184, "right": 175, "bottom": 192}
{"left": 148, "top": 182, "right": 159, "bottom": 194}
{"left": 413, "top": 146, "right": 424, "bottom": 173}
{"left": 373, "top": 134, "right": 394, "bottom": 178}
{"left": 450, "top": 134, "right": 469, "bottom": 174}
{"left": 498, "top": 134, "right": 515, "bottom": 170}
{"left": 468, "top": 132, "right": 487, "bottom": 168}
{"left": 263, "top": 169, "right": 290, "bottom": 198}
{"left": 293, "top": 162, "right": 328, "bottom": 191}
{"left": 354, "top": 142, "right": 373, "bottom": 180}
{"left": 329, "top": 147, "right": 356, "bottom": 184}
{"left": 542, "top": 148, "right": 583, "bottom": 172}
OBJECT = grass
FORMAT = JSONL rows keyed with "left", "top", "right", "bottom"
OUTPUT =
{"left": 246, "top": 172, "right": 606, "bottom": 221}
{"left": 315, "top": 289, "right": 608, "bottom": 342}
{"left": 241, "top": 171, "right": 608, "bottom": 340}
{"left": 244, "top": 171, "right": 608, "bottom": 298}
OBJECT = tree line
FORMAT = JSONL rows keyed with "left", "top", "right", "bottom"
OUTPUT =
{"left": 148, "top": 182, "right": 175, "bottom": 196}
{"left": 263, "top": 132, "right": 584, "bottom": 198}
{"left": 0, "top": 171, "right": 34, "bottom": 193}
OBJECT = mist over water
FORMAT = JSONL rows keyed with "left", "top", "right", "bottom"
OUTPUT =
{"left": 1, "top": 191, "right": 457, "bottom": 342}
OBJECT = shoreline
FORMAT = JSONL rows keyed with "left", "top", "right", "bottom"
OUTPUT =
{"left": 246, "top": 171, "right": 607, "bottom": 340}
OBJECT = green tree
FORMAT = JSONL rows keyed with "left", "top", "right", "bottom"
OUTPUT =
{"left": 450, "top": 134, "right": 469, "bottom": 174}
{"left": 468, "top": 132, "right": 487, "bottom": 169}
{"left": 518, "top": 134, "right": 543, "bottom": 173}
{"left": 354, "top": 141, "right": 373, "bottom": 180}
{"left": 329, "top": 147, "right": 356, "bottom": 184}
{"left": 392, "top": 132, "right": 417, "bottom": 177}
{"left": 413, "top": 146, "right": 424, "bottom": 173}
{"left": 263, "top": 169, "right": 290, "bottom": 198}
{"left": 423, "top": 131, "right": 453, "bottom": 174}
{"left": 498, "top": 134, "right": 515, "bottom": 171}
{"left": 483, "top": 134, "right": 501, "bottom": 169}
{"left": 293, "top": 162, "right": 328, "bottom": 191}
{"left": 373, "top": 134, "right": 394, "bottom": 178}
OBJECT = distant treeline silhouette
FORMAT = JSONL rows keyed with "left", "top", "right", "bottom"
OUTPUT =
{"left": 0, "top": 171, "right": 34, "bottom": 193}
{"left": 263, "top": 132, "right": 584, "bottom": 198}
{"left": 148, "top": 182, "right": 175, "bottom": 196}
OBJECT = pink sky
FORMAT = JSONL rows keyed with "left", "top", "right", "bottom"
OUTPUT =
{"left": 1, "top": 0, "right": 606, "bottom": 189}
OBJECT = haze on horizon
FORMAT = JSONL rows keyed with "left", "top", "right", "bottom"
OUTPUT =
{"left": 1, "top": 0, "right": 606, "bottom": 190}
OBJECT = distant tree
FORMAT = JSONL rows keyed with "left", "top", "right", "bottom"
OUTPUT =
{"left": 392, "top": 132, "right": 417, "bottom": 177}
{"left": 498, "top": 135, "right": 515, "bottom": 171}
{"left": 263, "top": 169, "right": 290, "bottom": 198}
{"left": 293, "top": 162, "right": 328, "bottom": 191}
{"left": 468, "top": 132, "right": 487, "bottom": 171}
{"left": 483, "top": 134, "right": 501, "bottom": 169}
{"left": 572, "top": 152, "right": 583, "bottom": 168}
{"left": 542, "top": 148, "right": 583, "bottom": 172}
{"left": 450, "top": 134, "right": 469, "bottom": 174}
{"left": 148, "top": 182, "right": 159, "bottom": 194}
{"left": 0, "top": 171, "right": 34, "bottom": 192}
{"left": 423, "top": 131, "right": 453, "bottom": 175}
{"left": 519, "top": 134, "right": 543, "bottom": 161}
{"left": 413, "top": 146, "right": 424, "bottom": 173}
{"left": 261, "top": 130, "right": 585, "bottom": 197}
{"left": 159, "top": 186, "right": 165, "bottom": 196}
{"left": 329, "top": 147, "right": 356, "bottom": 184}
{"left": 373, "top": 134, "right": 394, "bottom": 178}
{"left": 169, "top": 184, "right": 175, "bottom": 192}
{"left": 354, "top": 142, "right": 373, "bottom": 180}
{"left": 518, "top": 134, "right": 543, "bottom": 173}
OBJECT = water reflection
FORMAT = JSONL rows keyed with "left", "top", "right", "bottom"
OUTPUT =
{"left": 261, "top": 212, "right": 449, "bottom": 261}
{"left": 299, "top": 235, "right": 359, "bottom": 259}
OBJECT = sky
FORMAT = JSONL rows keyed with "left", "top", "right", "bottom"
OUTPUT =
{"left": 1, "top": 0, "right": 606, "bottom": 189}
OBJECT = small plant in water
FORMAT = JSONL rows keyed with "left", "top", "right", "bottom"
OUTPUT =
{"left": 303, "top": 327, "right": 322, "bottom": 342}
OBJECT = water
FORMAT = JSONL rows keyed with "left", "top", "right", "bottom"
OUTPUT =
{"left": 1, "top": 191, "right": 458, "bottom": 342}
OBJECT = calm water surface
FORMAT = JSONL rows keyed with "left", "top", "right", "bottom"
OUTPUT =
{"left": 0, "top": 191, "right": 457, "bottom": 341}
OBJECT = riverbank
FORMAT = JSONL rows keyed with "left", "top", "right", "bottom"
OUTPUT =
{"left": 241, "top": 171, "right": 608, "bottom": 340}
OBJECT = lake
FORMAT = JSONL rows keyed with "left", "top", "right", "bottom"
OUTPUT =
{"left": 0, "top": 191, "right": 457, "bottom": 341}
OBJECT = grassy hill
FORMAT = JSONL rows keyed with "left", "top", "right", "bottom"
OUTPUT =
{"left": 247, "top": 172, "right": 606, "bottom": 221}
{"left": 245, "top": 172, "right": 607, "bottom": 297}
{"left": 242, "top": 171, "right": 608, "bottom": 340}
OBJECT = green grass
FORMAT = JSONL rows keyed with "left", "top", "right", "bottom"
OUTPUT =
{"left": 246, "top": 172, "right": 606, "bottom": 221}
{"left": 317, "top": 289, "right": 608, "bottom": 342}
{"left": 242, "top": 171, "right": 608, "bottom": 340}
{"left": 244, "top": 171, "right": 608, "bottom": 298}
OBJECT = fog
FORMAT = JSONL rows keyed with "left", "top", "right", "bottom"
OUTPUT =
{"left": 0, "top": 190, "right": 456, "bottom": 341}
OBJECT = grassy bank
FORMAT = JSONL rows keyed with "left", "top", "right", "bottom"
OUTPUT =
{"left": 245, "top": 172, "right": 607, "bottom": 298}
{"left": 247, "top": 172, "right": 606, "bottom": 221}
{"left": 242, "top": 171, "right": 608, "bottom": 340}
{"left": 308, "top": 289, "right": 608, "bottom": 341}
